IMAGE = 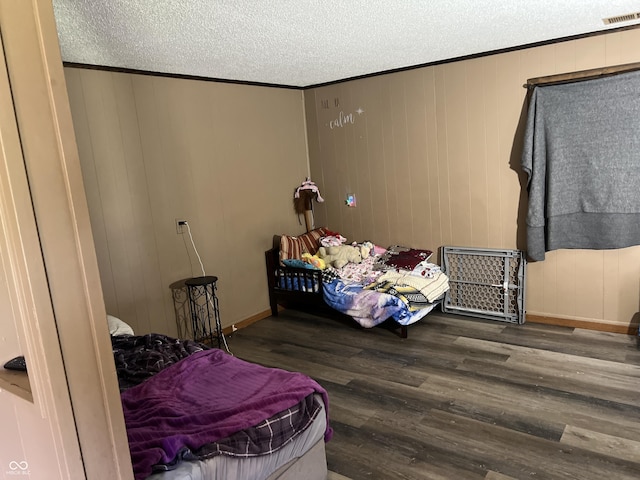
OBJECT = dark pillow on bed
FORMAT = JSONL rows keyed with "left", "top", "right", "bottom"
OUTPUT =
{"left": 383, "top": 247, "right": 433, "bottom": 270}
{"left": 279, "top": 227, "right": 329, "bottom": 265}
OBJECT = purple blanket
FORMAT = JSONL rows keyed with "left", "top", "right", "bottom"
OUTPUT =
{"left": 121, "top": 349, "right": 332, "bottom": 480}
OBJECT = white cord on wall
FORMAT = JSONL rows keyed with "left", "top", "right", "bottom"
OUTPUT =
{"left": 184, "top": 221, "right": 232, "bottom": 355}
{"left": 185, "top": 222, "right": 206, "bottom": 277}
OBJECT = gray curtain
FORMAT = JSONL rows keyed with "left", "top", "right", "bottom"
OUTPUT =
{"left": 522, "top": 69, "right": 640, "bottom": 261}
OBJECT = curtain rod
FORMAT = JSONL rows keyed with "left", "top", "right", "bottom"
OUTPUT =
{"left": 524, "top": 61, "right": 640, "bottom": 89}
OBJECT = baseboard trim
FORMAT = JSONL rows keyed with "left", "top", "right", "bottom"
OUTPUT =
{"left": 224, "top": 310, "right": 638, "bottom": 336}
{"left": 526, "top": 314, "right": 637, "bottom": 335}
{"left": 222, "top": 309, "right": 273, "bottom": 335}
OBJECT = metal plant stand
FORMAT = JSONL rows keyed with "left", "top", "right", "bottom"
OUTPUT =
{"left": 184, "top": 275, "right": 222, "bottom": 348}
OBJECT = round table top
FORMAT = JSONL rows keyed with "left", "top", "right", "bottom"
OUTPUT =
{"left": 184, "top": 275, "right": 218, "bottom": 287}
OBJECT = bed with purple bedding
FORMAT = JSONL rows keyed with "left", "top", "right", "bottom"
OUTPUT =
{"left": 112, "top": 333, "right": 331, "bottom": 480}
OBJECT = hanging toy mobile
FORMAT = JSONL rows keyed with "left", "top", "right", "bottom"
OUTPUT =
{"left": 293, "top": 177, "right": 324, "bottom": 232}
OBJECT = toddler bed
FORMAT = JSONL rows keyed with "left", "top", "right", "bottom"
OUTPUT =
{"left": 108, "top": 316, "right": 332, "bottom": 480}
{"left": 265, "top": 228, "right": 449, "bottom": 338}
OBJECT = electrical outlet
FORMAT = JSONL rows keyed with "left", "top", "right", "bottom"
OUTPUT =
{"left": 176, "top": 219, "right": 187, "bottom": 234}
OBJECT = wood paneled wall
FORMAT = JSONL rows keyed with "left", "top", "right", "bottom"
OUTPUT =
{"left": 65, "top": 28, "right": 640, "bottom": 334}
{"left": 305, "top": 28, "right": 640, "bottom": 330}
{"left": 65, "top": 69, "right": 311, "bottom": 336}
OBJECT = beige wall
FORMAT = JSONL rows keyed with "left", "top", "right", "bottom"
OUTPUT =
{"left": 65, "top": 69, "right": 311, "bottom": 336}
{"left": 305, "top": 28, "right": 640, "bottom": 330}
{"left": 65, "top": 28, "right": 640, "bottom": 335}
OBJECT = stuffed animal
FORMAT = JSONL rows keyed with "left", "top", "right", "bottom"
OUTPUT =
{"left": 301, "top": 252, "right": 326, "bottom": 270}
{"left": 359, "top": 241, "right": 374, "bottom": 259}
{"left": 317, "top": 245, "right": 362, "bottom": 269}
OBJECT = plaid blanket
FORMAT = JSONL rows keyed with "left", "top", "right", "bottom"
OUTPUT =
{"left": 155, "top": 394, "right": 323, "bottom": 473}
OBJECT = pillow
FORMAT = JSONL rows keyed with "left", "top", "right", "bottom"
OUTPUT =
{"left": 385, "top": 248, "right": 433, "bottom": 270}
{"left": 373, "top": 245, "right": 387, "bottom": 255}
{"left": 381, "top": 246, "right": 433, "bottom": 270}
{"left": 107, "top": 314, "right": 134, "bottom": 336}
{"left": 279, "top": 227, "right": 329, "bottom": 265}
{"left": 282, "top": 258, "right": 316, "bottom": 269}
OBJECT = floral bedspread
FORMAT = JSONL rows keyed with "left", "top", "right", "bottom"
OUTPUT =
{"left": 322, "top": 252, "right": 444, "bottom": 328}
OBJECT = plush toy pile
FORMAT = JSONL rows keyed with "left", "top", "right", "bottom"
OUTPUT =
{"left": 301, "top": 252, "right": 326, "bottom": 269}
{"left": 317, "top": 245, "right": 363, "bottom": 269}
{"left": 284, "top": 229, "right": 376, "bottom": 270}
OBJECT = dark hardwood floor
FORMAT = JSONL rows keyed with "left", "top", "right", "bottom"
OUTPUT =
{"left": 226, "top": 309, "right": 640, "bottom": 480}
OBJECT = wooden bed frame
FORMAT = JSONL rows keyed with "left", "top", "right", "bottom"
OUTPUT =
{"left": 265, "top": 236, "right": 328, "bottom": 315}
{"left": 265, "top": 235, "right": 409, "bottom": 338}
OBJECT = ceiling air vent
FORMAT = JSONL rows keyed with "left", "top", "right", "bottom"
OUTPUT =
{"left": 603, "top": 12, "right": 640, "bottom": 25}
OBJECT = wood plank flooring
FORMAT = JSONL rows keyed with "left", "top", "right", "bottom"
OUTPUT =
{"left": 226, "top": 309, "right": 640, "bottom": 480}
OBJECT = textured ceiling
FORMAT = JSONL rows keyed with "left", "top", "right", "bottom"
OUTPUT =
{"left": 52, "top": 1, "right": 640, "bottom": 88}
